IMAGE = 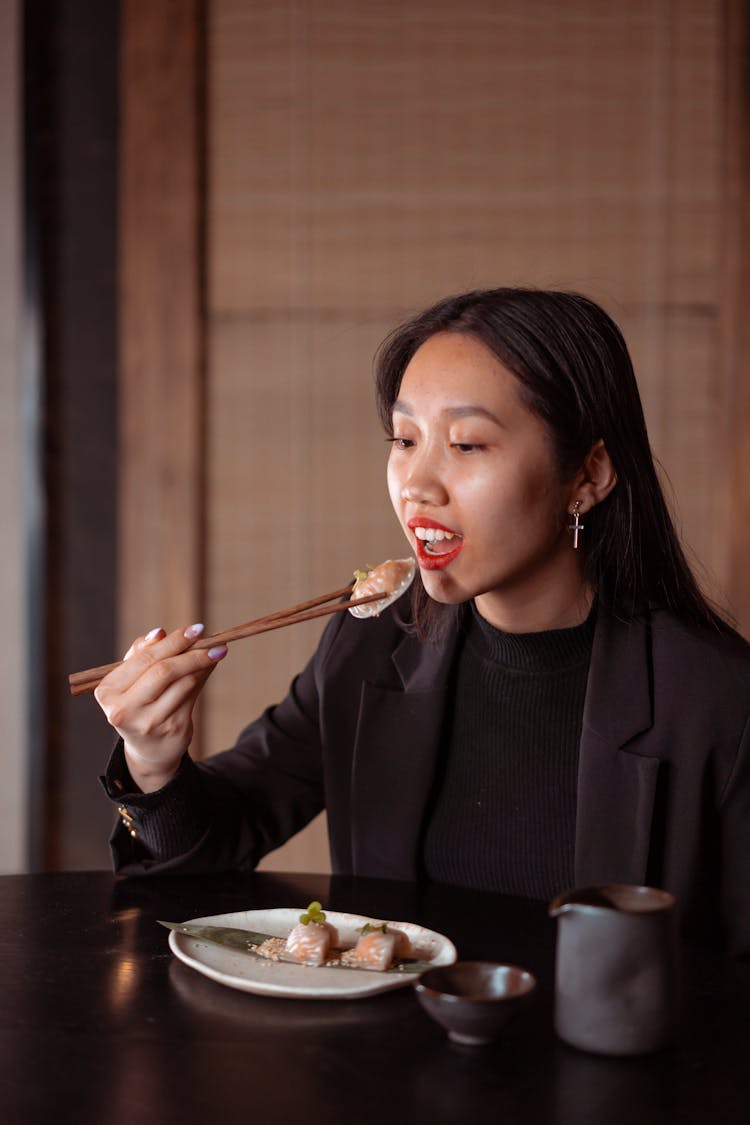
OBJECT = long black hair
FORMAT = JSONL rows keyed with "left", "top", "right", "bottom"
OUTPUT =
{"left": 374, "top": 287, "right": 730, "bottom": 636}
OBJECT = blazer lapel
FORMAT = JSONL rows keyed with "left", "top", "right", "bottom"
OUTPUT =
{"left": 575, "top": 611, "right": 660, "bottom": 886}
{"left": 350, "top": 628, "right": 458, "bottom": 880}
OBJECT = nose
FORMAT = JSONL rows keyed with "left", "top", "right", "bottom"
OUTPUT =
{"left": 399, "top": 445, "right": 449, "bottom": 507}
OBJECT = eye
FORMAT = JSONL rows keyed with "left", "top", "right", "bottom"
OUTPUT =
{"left": 452, "top": 442, "right": 485, "bottom": 453}
{"left": 386, "top": 436, "right": 415, "bottom": 450}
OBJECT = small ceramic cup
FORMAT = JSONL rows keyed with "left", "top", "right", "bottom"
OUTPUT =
{"left": 414, "top": 960, "right": 537, "bottom": 1046}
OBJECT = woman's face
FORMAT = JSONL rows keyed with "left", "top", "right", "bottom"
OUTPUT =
{"left": 386, "top": 331, "right": 588, "bottom": 631}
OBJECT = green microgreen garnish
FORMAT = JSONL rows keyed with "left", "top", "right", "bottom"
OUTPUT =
{"left": 299, "top": 900, "right": 326, "bottom": 926}
{"left": 358, "top": 922, "right": 389, "bottom": 935}
{"left": 353, "top": 567, "right": 372, "bottom": 582}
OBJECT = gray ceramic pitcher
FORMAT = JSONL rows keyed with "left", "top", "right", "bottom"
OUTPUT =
{"left": 549, "top": 884, "right": 679, "bottom": 1056}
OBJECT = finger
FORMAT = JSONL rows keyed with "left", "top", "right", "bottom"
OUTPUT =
{"left": 105, "top": 658, "right": 219, "bottom": 739}
{"left": 97, "top": 642, "right": 227, "bottom": 721}
{"left": 137, "top": 622, "right": 207, "bottom": 661}
{"left": 123, "top": 626, "right": 166, "bottom": 661}
{"left": 126, "top": 644, "right": 227, "bottom": 708}
{"left": 103, "top": 623, "right": 208, "bottom": 693}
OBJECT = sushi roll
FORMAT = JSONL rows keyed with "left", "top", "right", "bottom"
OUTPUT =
{"left": 284, "top": 902, "right": 335, "bottom": 967}
{"left": 348, "top": 923, "right": 411, "bottom": 971}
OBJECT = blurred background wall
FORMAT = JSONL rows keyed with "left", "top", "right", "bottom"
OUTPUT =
{"left": 0, "top": 0, "right": 25, "bottom": 873}
{"left": 4, "top": 0, "right": 749, "bottom": 872}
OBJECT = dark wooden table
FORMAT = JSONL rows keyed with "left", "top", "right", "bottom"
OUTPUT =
{"left": 1, "top": 870, "right": 749, "bottom": 1124}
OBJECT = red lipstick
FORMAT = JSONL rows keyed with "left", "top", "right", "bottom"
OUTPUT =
{"left": 415, "top": 539, "right": 464, "bottom": 570}
{"left": 407, "top": 517, "right": 457, "bottom": 533}
{"left": 407, "top": 517, "right": 464, "bottom": 571}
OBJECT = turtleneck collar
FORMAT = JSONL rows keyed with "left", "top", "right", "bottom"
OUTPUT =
{"left": 468, "top": 600, "right": 597, "bottom": 673}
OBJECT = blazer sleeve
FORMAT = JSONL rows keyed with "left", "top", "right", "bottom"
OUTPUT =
{"left": 104, "top": 608, "right": 348, "bottom": 876}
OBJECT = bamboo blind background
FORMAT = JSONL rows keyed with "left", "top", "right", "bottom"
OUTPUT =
{"left": 120, "top": 0, "right": 744, "bottom": 874}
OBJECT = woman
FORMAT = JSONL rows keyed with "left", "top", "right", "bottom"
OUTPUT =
{"left": 97, "top": 288, "right": 750, "bottom": 954}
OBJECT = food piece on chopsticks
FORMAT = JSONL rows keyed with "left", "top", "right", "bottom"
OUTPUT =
{"left": 283, "top": 901, "right": 337, "bottom": 967}
{"left": 341, "top": 922, "right": 413, "bottom": 972}
{"left": 348, "top": 558, "right": 416, "bottom": 619}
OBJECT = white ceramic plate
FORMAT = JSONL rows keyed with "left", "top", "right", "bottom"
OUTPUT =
{"left": 167, "top": 907, "right": 457, "bottom": 999}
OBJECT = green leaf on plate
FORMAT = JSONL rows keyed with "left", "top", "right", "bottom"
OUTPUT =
{"left": 159, "top": 920, "right": 273, "bottom": 949}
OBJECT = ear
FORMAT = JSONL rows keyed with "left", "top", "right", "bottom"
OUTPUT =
{"left": 567, "top": 439, "right": 617, "bottom": 515}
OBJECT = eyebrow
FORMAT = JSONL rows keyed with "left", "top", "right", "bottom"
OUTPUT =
{"left": 392, "top": 400, "right": 505, "bottom": 427}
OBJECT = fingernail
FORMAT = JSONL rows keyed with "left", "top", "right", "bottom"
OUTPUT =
{"left": 207, "top": 645, "right": 228, "bottom": 661}
{"left": 184, "top": 623, "right": 205, "bottom": 640}
{"left": 145, "top": 627, "right": 164, "bottom": 643}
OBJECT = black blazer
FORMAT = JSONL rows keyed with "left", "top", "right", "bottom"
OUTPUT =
{"left": 109, "top": 600, "right": 750, "bottom": 953}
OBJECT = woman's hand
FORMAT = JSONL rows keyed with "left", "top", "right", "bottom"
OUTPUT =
{"left": 94, "top": 624, "right": 228, "bottom": 793}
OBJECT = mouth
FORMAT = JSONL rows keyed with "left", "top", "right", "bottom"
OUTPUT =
{"left": 407, "top": 518, "right": 465, "bottom": 571}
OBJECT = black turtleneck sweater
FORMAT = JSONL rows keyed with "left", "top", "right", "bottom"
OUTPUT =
{"left": 422, "top": 604, "right": 596, "bottom": 900}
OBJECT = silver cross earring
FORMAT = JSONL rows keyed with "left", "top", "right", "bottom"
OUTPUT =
{"left": 568, "top": 501, "right": 584, "bottom": 549}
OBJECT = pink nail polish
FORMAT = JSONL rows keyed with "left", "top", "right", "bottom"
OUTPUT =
{"left": 184, "top": 623, "right": 205, "bottom": 640}
{"left": 145, "top": 627, "right": 163, "bottom": 643}
{"left": 207, "top": 645, "right": 228, "bottom": 661}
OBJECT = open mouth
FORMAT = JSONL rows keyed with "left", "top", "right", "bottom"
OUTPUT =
{"left": 409, "top": 522, "right": 464, "bottom": 570}
{"left": 414, "top": 527, "right": 460, "bottom": 555}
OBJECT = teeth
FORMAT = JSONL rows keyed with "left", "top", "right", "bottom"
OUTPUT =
{"left": 414, "top": 527, "right": 456, "bottom": 541}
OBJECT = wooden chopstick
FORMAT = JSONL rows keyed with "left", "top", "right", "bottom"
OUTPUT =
{"left": 68, "top": 585, "right": 384, "bottom": 697}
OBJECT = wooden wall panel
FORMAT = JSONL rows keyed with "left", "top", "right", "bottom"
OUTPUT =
{"left": 119, "top": 1, "right": 205, "bottom": 654}
{"left": 195, "top": 0, "right": 739, "bottom": 873}
{"left": 210, "top": 1, "right": 719, "bottom": 311}
{"left": 205, "top": 316, "right": 404, "bottom": 735}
